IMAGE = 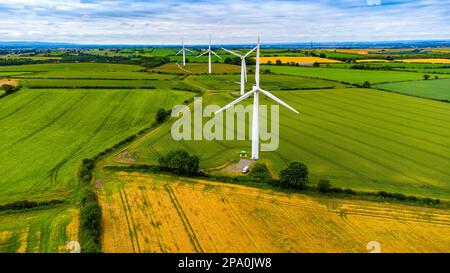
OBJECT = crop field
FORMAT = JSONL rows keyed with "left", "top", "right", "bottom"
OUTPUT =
{"left": 260, "top": 57, "right": 340, "bottom": 64}
{"left": 375, "top": 78, "right": 450, "bottom": 100}
{"left": 0, "top": 63, "right": 168, "bottom": 80}
{"left": 0, "top": 88, "right": 194, "bottom": 203}
{"left": 261, "top": 65, "right": 450, "bottom": 85}
{"left": 97, "top": 171, "right": 450, "bottom": 253}
{"left": 325, "top": 49, "right": 369, "bottom": 55}
{"left": 151, "top": 62, "right": 242, "bottom": 74}
{"left": 398, "top": 59, "right": 450, "bottom": 64}
{"left": 0, "top": 206, "right": 78, "bottom": 253}
{"left": 185, "top": 74, "right": 349, "bottom": 91}
{"left": 115, "top": 87, "right": 450, "bottom": 200}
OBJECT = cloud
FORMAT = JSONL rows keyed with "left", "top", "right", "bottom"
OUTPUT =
{"left": 0, "top": 0, "right": 448, "bottom": 44}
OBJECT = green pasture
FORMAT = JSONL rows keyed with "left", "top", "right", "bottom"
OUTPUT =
{"left": 0, "top": 88, "right": 194, "bottom": 204}
{"left": 375, "top": 78, "right": 450, "bottom": 100}
{"left": 151, "top": 62, "right": 242, "bottom": 74}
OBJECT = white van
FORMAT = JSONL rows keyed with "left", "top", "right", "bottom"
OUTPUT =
{"left": 242, "top": 166, "right": 250, "bottom": 174}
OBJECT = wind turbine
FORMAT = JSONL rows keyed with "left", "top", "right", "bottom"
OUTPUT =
{"left": 221, "top": 46, "right": 257, "bottom": 95}
{"left": 175, "top": 38, "right": 193, "bottom": 67}
{"left": 215, "top": 37, "right": 299, "bottom": 160}
{"left": 197, "top": 35, "right": 221, "bottom": 74}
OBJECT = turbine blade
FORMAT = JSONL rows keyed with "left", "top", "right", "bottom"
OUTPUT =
{"left": 222, "top": 48, "right": 242, "bottom": 58}
{"left": 211, "top": 50, "right": 222, "bottom": 59}
{"left": 175, "top": 49, "right": 183, "bottom": 56}
{"left": 215, "top": 88, "right": 257, "bottom": 114}
{"left": 197, "top": 50, "right": 208, "bottom": 57}
{"left": 259, "top": 88, "right": 299, "bottom": 114}
{"left": 244, "top": 46, "right": 257, "bottom": 58}
{"left": 185, "top": 48, "right": 194, "bottom": 53}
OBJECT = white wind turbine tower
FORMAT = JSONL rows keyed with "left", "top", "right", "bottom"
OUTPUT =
{"left": 215, "top": 37, "right": 299, "bottom": 160}
{"left": 175, "top": 38, "right": 193, "bottom": 67}
{"left": 197, "top": 35, "right": 221, "bottom": 74}
{"left": 221, "top": 46, "right": 257, "bottom": 95}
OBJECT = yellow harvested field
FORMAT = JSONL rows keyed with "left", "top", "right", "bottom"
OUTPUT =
{"left": 99, "top": 171, "right": 450, "bottom": 253}
{"left": 356, "top": 59, "right": 390, "bottom": 63}
{"left": 398, "top": 59, "right": 450, "bottom": 64}
{"left": 0, "top": 79, "right": 19, "bottom": 87}
{"left": 326, "top": 49, "right": 369, "bottom": 55}
{"left": 259, "top": 56, "right": 341, "bottom": 64}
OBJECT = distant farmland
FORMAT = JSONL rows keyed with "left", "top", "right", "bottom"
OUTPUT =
{"left": 98, "top": 171, "right": 450, "bottom": 253}
{"left": 261, "top": 65, "right": 450, "bottom": 85}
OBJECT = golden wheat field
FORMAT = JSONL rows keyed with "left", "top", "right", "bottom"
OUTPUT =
{"left": 325, "top": 49, "right": 369, "bottom": 55}
{"left": 97, "top": 171, "right": 450, "bottom": 253}
{"left": 398, "top": 58, "right": 450, "bottom": 64}
{"left": 259, "top": 56, "right": 340, "bottom": 64}
{"left": 356, "top": 59, "right": 390, "bottom": 63}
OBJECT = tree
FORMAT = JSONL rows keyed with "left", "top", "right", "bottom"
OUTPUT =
{"left": 318, "top": 179, "right": 331, "bottom": 193}
{"left": 423, "top": 74, "right": 430, "bottom": 80}
{"left": 313, "top": 62, "right": 320, "bottom": 67}
{"left": 155, "top": 108, "right": 170, "bottom": 123}
{"left": 319, "top": 53, "right": 326, "bottom": 58}
{"left": 362, "top": 81, "right": 371, "bottom": 88}
{"left": 279, "top": 161, "right": 308, "bottom": 189}
{"left": 158, "top": 150, "right": 199, "bottom": 176}
{"left": 276, "top": 59, "right": 282, "bottom": 65}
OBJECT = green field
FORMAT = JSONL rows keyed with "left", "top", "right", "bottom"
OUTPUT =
{"left": 0, "top": 72, "right": 31, "bottom": 77}
{"left": 117, "top": 88, "right": 450, "bottom": 200}
{"left": 186, "top": 74, "right": 349, "bottom": 90}
{"left": 262, "top": 65, "right": 450, "bottom": 85}
{"left": 0, "top": 205, "right": 77, "bottom": 253}
{"left": 151, "top": 62, "right": 242, "bottom": 74}
{"left": 375, "top": 78, "right": 450, "bottom": 100}
{"left": 0, "top": 63, "right": 168, "bottom": 79}
{"left": 0, "top": 88, "right": 193, "bottom": 203}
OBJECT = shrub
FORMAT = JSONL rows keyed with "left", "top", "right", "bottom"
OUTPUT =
{"left": 249, "top": 163, "right": 271, "bottom": 182}
{"left": 79, "top": 191, "right": 102, "bottom": 253}
{"left": 318, "top": 179, "right": 331, "bottom": 193}
{"left": 158, "top": 150, "right": 199, "bottom": 176}
{"left": 279, "top": 161, "right": 308, "bottom": 189}
{"left": 423, "top": 74, "right": 430, "bottom": 80}
{"left": 362, "top": 81, "right": 371, "bottom": 88}
{"left": 155, "top": 108, "right": 170, "bottom": 124}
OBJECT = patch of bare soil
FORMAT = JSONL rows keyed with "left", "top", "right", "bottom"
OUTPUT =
{"left": 218, "top": 159, "right": 254, "bottom": 176}
{"left": 0, "top": 78, "right": 19, "bottom": 87}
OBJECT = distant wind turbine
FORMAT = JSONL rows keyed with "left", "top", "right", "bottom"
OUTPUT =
{"left": 215, "top": 37, "right": 299, "bottom": 160}
{"left": 221, "top": 46, "right": 257, "bottom": 95}
{"left": 175, "top": 38, "right": 193, "bottom": 67}
{"left": 197, "top": 35, "right": 221, "bottom": 74}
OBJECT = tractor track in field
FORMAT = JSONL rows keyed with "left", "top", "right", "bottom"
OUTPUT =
{"left": 139, "top": 186, "right": 165, "bottom": 252}
{"left": 285, "top": 98, "right": 450, "bottom": 163}
{"left": 293, "top": 93, "right": 450, "bottom": 154}
{"left": 0, "top": 93, "right": 44, "bottom": 122}
{"left": 11, "top": 93, "right": 90, "bottom": 147}
{"left": 224, "top": 197, "right": 259, "bottom": 251}
{"left": 164, "top": 184, "right": 203, "bottom": 253}
{"left": 118, "top": 187, "right": 139, "bottom": 253}
{"left": 312, "top": 92, "right": 450, "bottom": 138}
{"left": 30, "top": 92, "right": 129, "bottom": 191}
{"left": 279, "top": 111, "right": 450, "bottom": 180}
{"left": 120, "top": 186, "right": 142, "bottom": 253}
{"left": 324, "top": 91, "right": 450, "bottom": 132}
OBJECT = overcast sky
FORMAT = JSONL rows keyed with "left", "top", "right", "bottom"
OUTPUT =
{"left": 0, "top": 0, "right": 449, "bottom": 45}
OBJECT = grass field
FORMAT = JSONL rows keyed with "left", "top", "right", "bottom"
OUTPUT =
{"left": 97, "top": 171, "right": 450, "bottom": 253}
{"left": 113, "top": 88, "right": 450, "bottom": 200}
{"left": 185, "top": 74, "right": 349, "bottom": 91}
{"left": 151, "top": 63, "right": 242, "bottom": 74}
{"left": 261, "top": 65, "right": 450, "bottom": 85}
{"left": 0, "top": 88, "right": 194, "bottom": 204}
{"left": 0, "top": 63, "right": 167, "bottom": 79}
{"left": 375, "top": 78, "right": 450, "bottom": 100}
{"left": 0, "top": 206, "right": 78, "bottom": 253}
